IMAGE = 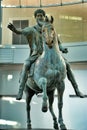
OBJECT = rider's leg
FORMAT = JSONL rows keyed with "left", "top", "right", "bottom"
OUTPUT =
{"left": 66, "top": 61, "right": 84, "bottom": 97}
{"left": 16, "top": 59, "right": 31, "bottom": 100}
{"left": 16, "top": 54, "right": 39, "bottom": 100}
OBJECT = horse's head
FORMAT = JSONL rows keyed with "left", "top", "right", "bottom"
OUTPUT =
{"left": 38, "top": 16, "right": 56, "bottom": 48}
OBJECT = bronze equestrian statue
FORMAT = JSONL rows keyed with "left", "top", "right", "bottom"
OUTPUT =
{"left": 26, "top": 16, "right": 67, "bottom": 129}
{"left": 7, "top": 9, "right": 84, "bottom": 101}
{"left": 7, "top": 9, "right": 84, "bottom": 130}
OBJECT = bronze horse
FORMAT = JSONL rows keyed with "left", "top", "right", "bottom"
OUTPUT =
{"left": 25, "top": 16, "right": 67, "bottom": 130}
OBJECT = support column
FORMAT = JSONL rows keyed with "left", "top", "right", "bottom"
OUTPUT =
{"left": 0, "top": 0, "right": 2, "bottom": 44}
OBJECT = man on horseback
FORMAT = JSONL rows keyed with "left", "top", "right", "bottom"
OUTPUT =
{"left": 7, "top": 9, "right": 84, "bottom": 100}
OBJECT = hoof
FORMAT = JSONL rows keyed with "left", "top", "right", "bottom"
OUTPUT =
{"left": 42, "top": 105, "right": 48, "bottom": 112}
{"left": 27, "top": 124, "right": 32, "bottom": 129}
{"left": 42, "top": 101, "right": 48, "bottom": 112}
{"left": 60, "top": 124, "right": 67, "bottom": 130}
{"left": 54, "top": 122, "right": 59, "bottom": 130}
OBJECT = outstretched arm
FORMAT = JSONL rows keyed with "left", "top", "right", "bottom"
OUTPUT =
{"left": 57, "top": 36, "right": 68, "bottom": 53}
{"left": 7, "top": 23, "right": 22, "bottom": 35}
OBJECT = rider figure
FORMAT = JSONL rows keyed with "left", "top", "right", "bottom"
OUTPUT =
{"left": 7, "top": 9, "right": 84, "bottom": 100}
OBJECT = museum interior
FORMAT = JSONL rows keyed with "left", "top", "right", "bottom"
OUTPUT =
{"left": 0, "top": 0, "right": 87, "bottom": 129}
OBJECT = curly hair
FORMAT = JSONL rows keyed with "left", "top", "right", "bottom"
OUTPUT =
{"left": 34, "top": 9, "right": 46, "bottom": 17}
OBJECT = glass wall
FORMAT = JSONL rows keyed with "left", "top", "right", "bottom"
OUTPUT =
{"left": 1, "top": 0, "right": 87, "bottom": 44}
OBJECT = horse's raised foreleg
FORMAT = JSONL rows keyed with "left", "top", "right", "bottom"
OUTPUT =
{"left": 57, "top": 81, "right": 67, "bottom": 130}
{"left": 25, "top": 86, "right": 35, "bottom": 129}
{"left": 38, "top": 77, "right": 48, "bottom": 112}
{"left": 48, "top": 90, "right": 59, "bottom": 130}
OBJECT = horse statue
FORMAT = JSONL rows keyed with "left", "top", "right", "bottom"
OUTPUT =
{"left": 25, "top": 16, "right": 67, "bottom": 130}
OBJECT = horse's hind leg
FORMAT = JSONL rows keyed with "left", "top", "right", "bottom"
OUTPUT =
{"left": 57, "top": 81, "right": 67, "bottom": 130}
{"left": 48, "top": 90, "right": 59, "bottom": 130}
{"left": 25, "top": 85, "right": 35, "bottom": 129}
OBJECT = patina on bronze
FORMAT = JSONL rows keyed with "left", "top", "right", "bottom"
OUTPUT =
{"left": 7, "top": 9, "right": 84, "bottom": 101}
{"left": 7, "top": 9, "right": 84, "bottom": 129}
{"left": 25, "top": 16, "right": 67, "bottom": 129}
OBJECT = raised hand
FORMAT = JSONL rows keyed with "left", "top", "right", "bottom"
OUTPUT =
{"left": 7, "top": 23, "right": 16, "bottom": 32}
